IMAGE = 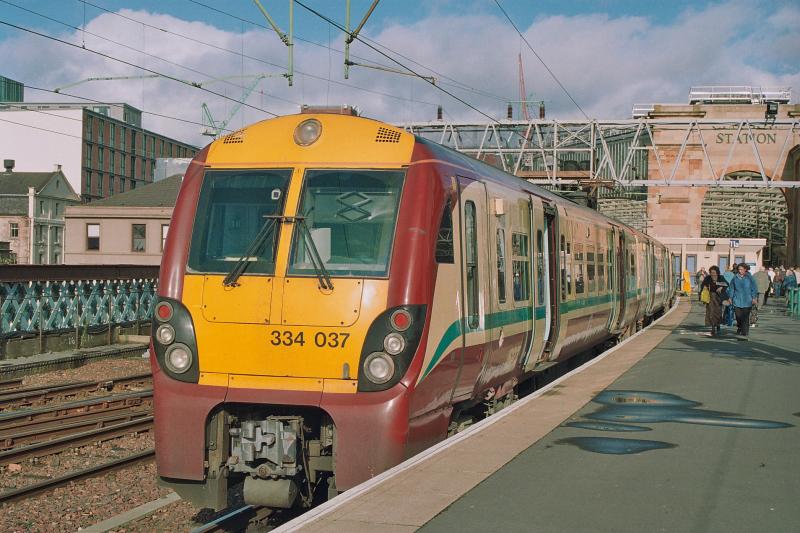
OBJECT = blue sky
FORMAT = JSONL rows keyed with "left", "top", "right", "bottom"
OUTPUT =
{"left": 1, "top": 1, "right": 797, "bottom": 145}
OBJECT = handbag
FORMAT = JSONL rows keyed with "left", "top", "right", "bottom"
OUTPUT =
{"left": 700, "top": 286, "right": 711, "bottom": 304}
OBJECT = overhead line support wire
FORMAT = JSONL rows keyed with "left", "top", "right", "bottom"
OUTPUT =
{"left": 344, "top": 0, "right": 380, "bottom": 79}
{"left": 0, "top": 18, "right": 279, "bottom": 119}
{"left": 252, "top": 0, "right": 294, "bottom": 85}
{"left": 292, "top": 0, "right": 501, "bottom": 125}
{"left": 493, "top": 0, "right": 588, "bottom": 119}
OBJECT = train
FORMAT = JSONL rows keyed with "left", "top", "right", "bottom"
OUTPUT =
{"left": 151, "top": 106, "right": 677, "bottom": 511}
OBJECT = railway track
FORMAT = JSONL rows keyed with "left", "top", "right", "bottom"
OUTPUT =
{"left": 0, "top": 372, "right": 152, "bottom": 411}
{"left": 191, "top": 505, "right": 273, "bottom": 533}
{"left": 0, "top": 378, "right": 23, "bottom": 392}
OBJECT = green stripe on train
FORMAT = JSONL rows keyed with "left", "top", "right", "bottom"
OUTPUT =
{"left": 420, "top": 287, "right": 650, "bottom": 381}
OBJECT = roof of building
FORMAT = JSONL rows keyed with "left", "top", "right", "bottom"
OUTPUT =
{"left": 0, "top": 170, "right": 61, "bottom": 194}
{"left": 89, "top": 174, "right": 182, "bottom": 207}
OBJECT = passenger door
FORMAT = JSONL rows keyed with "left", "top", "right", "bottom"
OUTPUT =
{"left": 450, "top": 177, "right": 489, "bottom": 401}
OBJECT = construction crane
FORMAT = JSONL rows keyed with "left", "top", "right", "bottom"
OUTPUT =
{"left": 508, "top": 53, "right": 545, "bottom": 121}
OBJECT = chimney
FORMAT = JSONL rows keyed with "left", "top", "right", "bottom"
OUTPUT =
{"left": 3, "top": 159, "right": 13, "bottom": 173}
{"left": 54, "top": 164, "right": 62, "bottom": 172}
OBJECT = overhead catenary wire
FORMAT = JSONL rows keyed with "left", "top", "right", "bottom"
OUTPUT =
{"left": 1, "top": 0, "right": 300, "bottom": 108}
{"left": 0, "top": 116, "right": 84, "bottom": 140}
{"left": 493, "top": 0, "right": 589, "bottom": 119}
{"left": 76, "top": 0, "right": 441, "bottom": 109}
{"left": 185, "top": 0, "right": 509, "bottom": 104}
{"left": 0, "top": 18, "right": 282, "bottom": 121}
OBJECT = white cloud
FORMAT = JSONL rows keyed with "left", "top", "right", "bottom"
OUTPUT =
{"left": 0, "top": 1, "right": 796, "bottom": 147}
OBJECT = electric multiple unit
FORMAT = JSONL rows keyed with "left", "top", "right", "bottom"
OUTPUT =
{"left": 151, "top": 109, "right": 676, "bottom": 510}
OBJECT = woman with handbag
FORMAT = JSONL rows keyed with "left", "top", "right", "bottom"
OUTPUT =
{"left": 701, "top": 266, "right": 729, "bottom": 337}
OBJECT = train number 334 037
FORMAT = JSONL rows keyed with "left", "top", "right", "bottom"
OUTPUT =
{"left": 269, "top": 330, "right": 350, "bottom": 348}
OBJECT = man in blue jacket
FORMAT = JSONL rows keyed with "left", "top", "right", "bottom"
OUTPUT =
{"left": 726, "top": 263, "right": 758, "bottom": 338}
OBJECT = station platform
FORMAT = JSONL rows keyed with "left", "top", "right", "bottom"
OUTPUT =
{"left": 278, "top": 298, "right": 800, "bottom": 532}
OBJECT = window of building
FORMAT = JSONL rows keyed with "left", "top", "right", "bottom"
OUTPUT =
{"left": 120, "top": 155, "right": 126, "bottom": 176}
{"left": 51, "top": 226, "right": 60, "bottom": 244}
{"left": 85, "top": 144, "right": 92, "bottom": 167}
{"left": 119, "top": 178, "right": 125, "bottom": 193}
{"left": 110, "top": 123, "right": 115, "bottom": 146}
{"left": 9, "top": 222, "right": 18, "bottom": 238}
{"left": 496, "top": 228, "right": 507, "bottom": 303}
{"left": 434, "top": 201, "right": 454, "bottom": 264}
{"left": 734, "top": 255, "right": 745, "bottom": 265}
{"left": 120, "top": 127, "right": 126, "bottom": 149}
{"left": 87, "top": 223, "right": 100, "bottom": 250}
{"left": 39, "top": 200, "right": 45, "bottom": 216}
{"left": 85, "top": 118, "right": 93, "bottom": 141}
{"left": 132, "top": 224, "right": 146, "bottom": 252}
{"left": 168, "top": 142, "right": 173, "bottom": 157}
{"left": 158, "top": 139, "right": 164, "bottom": 157}
{"left": 98, "top": 149, "right": 104, "bottom": 171}
{"left": 85, "top": 171, "right": 92, "bottom": 193}
{"left": 511, "top": 233, "right": 530, "bottom": 302}
{"left": 718, "top": 255, "right": 730, "bottom": 273}
{"left": 686, "top": 254, "right": 697, "bottom": 284}
{"left": 109, "top": 176, "right": 115, "bottom": 195}
{"left": 130, "top": 180, "right": 136, "bottom": 190}
{"left": 97, "top": 174, "right": 103, "bottom": 196}
{"left": 109, "top": 151, "right": 115, "bottom": 174}
{"left": 130, "top": 155, "right": 136, "bottom": 178}
{"left": 98, "top": 120, "right": 105, "bottom": 145}
{"left": 161, "top": 224, "right": 169, "bottom": 251}
{"left": 55, "top": 203, "right": 60, "bottom": 216}
{"left": 131, "top": 131, "right": 137, "bottom": 154}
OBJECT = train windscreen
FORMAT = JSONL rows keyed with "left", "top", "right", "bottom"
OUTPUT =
{"left": 288, "top": 169, "right": 405, "bottom": 277}
{"left": 187, "top": 169, "right": 292, "bottom": 275}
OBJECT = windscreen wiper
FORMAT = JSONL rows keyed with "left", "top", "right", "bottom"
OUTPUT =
{"left": 294, "top": 216, "right": 334, "bottom": 291}
{"left": 222, "top": 215, "right": 278, "bottom": 287}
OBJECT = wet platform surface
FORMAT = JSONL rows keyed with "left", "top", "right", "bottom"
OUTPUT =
{"left": 278, "top": 299, "right": 799, "bottom": 532}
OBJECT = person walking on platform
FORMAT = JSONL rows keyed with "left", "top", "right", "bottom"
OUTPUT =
{"left": 785, "top": 269, "right": 798, "bottom": 293}
{"left": 753, "top": 267, "right": 770, "bottom": 307}
{"left": 701, "top": 266, "right": 728, "bottom": 337}
{"left": 727, "top": 264, "right": 758, "bottom": 339}
{"left": 722, "top": 265, "right": 736, "bottom": 327}
{"left": 774, "top": 267, "right": 785, "bottom": 298}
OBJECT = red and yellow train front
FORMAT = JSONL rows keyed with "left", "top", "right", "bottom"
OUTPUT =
{"left": 151, "top": 112, "right": 437, "bottom": 510}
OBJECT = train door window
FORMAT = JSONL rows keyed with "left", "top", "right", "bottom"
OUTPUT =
{"left": 496, "top": 228, "right": 507, "bottom": 303}
{"left": 598, "top": 249, "right": 605, "bottom": 291}
{"left": 536, "top": 230, "right": 545, "bottom": 306}
{"left": 574, "top": 243, "right": 585, "bottom": 295}
{"left": 512, "top": 233, "right": 530, "bottom": 302}
{"left": 435, "top": 201, "right": 454, "bottom": 264}
{"left": 465, "top": 201, "right": 479, "bottom": 329}
{"left": 560, "top": 235, "right": 567, "bottom": 300}
{"left": 587, "top": 245, "right": 596, "bottom": 293}
{"left": 630, "top": 246, "right": 637, "bottom": 287}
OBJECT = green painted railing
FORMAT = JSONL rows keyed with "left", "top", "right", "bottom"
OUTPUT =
{"left": 786, "top": 288, "right": 800, "bottom": 319}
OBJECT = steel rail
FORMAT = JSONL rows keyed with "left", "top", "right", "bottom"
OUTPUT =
{"left": 0, "top": 416, "right": 153, "bottom": 465}
{"left": 0, "top": 378, "right": 23, "bottom": 392}
{"left": 0, "top": 410, "right": 152, "bottom": 450}
{"left": 191, "top": 505, "right": 273, "bottom": 533}
{"left": 0, "top": 449, "right": 154, "bottom": 505}
{"left": 0, "top": 390, "right": 152, "bottom": 432}
{"left": 0, "top": 372, "right": 152, "bottom": 410}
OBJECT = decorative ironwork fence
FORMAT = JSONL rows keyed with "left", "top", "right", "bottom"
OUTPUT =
{"left": 0, "top": 278, "right": 157, "bottom": 336}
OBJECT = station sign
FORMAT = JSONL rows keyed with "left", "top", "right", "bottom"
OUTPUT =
{"left": 729, "top": 239, "right": 740, "bottom": 248}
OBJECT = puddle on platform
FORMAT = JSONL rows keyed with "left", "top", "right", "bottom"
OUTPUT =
{"left": 565, "top": 421, "right": 651, "bottom": 432}
{"left": 586, "top": 391, "right": 792, "bottom": 429}
{"left": 555, "top": 436, "right": 675, "bottom": 455}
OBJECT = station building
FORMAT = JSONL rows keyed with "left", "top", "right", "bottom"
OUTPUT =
{"left": 0, "top": 76, "right": 199, "bottom": 203}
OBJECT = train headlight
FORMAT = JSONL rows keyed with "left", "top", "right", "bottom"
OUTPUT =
{"left": 294, "top": 119, "right": 322, "bottom": 146}
{"left": 383, "top": 333, "right": 405, "bottom": 355}
{"left": 165, "top": 343, "right": 193, "bottom": 374}
{"left": 155, "top": 324, "right": 176, "bottom": 345}
{"left": 363, "top": 352, "right": 394, "bottom": 385}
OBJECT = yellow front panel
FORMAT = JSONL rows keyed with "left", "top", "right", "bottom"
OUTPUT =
{"left": 281, "top": 278, "right": 363, "bottom": 327}
{"left": 201, "top": 275, "right": 274, "bottom": 324}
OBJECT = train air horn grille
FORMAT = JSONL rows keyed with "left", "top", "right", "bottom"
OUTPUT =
{"left": 375, "top": 127, "right": 401, "bottom": 143}
{"left": 222, "top": 130, "right": 245, "bottom": 144}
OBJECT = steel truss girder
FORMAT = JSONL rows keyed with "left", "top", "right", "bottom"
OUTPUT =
{"left": 402, "top": 118, "right": 800, "bottom": 188}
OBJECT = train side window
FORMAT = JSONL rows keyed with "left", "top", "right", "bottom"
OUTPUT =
{"left": 435, "top": 201, "right": 454, "bottom": 264}
{"left": 574, "top": 243, "right": 585, "bottom": 295}
{"left": 587, "top": 245, "right": 596, "bottom": 293}
{"left": 512, "top": 233, "right": 530, "bottom": 302}
{"left": 536, "top": 230, "right": 544, "bottom": 306}
{"left": 496, "top": 228, "right": 507, "bottom": 303}
{"left": 465, "top": 201, "right": 479, "bottom": 329}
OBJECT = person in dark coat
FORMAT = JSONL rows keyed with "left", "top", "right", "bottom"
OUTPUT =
{"left": 726, "top": 264, "right": 758, "bottom": 338}
{"left": 701, "top": 266, "right": 728, "bottom": 336}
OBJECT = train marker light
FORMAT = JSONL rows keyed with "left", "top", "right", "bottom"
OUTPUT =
{"left": 390, "top": 309, "right": 412, "bottom": 331}
{"left": 165, "top": 344, "right": 192, "bottom": 374}
{"left": 294, "top": 119, "right": 322, "bottom": 146}
{"left": 155, "top": 302, "right": 173, "bottom": 322}
{"left": 383, "top": 333, "right": 405, "bottom": 355}
{"left": 364, "top": 352, "right": 394, "bottom": 385}
{"left": 155, "top": 324, "right": 176, "bottom": 345}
